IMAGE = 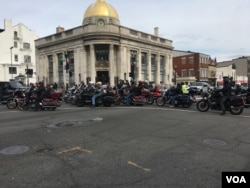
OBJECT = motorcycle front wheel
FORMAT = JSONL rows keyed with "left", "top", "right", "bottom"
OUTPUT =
{"left": 196, "top": 100, "right": 210, "bottom": 112}
{"left": 156, "top": 97, "right": 167, "bottom": 106}
{"left": 146, "top": 95, "right": 154, "bottom": 105}
{"left": 229, "top": 106, "right": 244, "bottom": 115}
{"left": 6, "top": 99, "right": 17, "bottom": 109}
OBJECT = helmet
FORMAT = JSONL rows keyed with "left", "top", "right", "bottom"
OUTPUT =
{"left": 88, "top": 81, "right": 94, "bottom": 85}
{"left": 96, "top": 81, "right": 102, "bottom": 86}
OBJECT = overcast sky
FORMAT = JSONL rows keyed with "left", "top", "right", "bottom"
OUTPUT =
{"left": 1, "top": 0, "right": 250, "bottom": 62}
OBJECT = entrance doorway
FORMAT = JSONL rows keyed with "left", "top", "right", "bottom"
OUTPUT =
{"left": 96, "top": 71, "right": 109, "bottom": 84}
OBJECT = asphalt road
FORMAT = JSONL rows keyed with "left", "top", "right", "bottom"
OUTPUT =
{"left": 0, "top": 102, "right": 250, "bottom": 188}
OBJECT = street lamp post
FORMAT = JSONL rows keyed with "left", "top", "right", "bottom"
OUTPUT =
{"left": 174, "top": 65, "right": 177, "bottom": 85}
{"left": 10, "top": 46, "right": 14, "bottom": 79}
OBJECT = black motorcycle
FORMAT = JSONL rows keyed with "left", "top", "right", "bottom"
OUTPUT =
{"left": 156, "top": 88, "right": 196, "bottom": 108}
{"left": 196, "top": 89, "right": 244, "bottom": 115}
{"left": 76, "top": 90, "right": 114, "bottom": 107}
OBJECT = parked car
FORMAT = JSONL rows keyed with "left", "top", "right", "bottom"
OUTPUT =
{"left": 189, "top": 82, "right": 212, "bottom": 95}
{"left": 0, "top": 80, "right": 27, "bottom": 104}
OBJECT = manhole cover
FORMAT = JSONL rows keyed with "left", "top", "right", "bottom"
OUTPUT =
{"left": 0, "top": 146, "right": 30, "bottom": 155}
{"left": 203, "top": 139, "right": 226, "bottom": 147}
{"left": 48, "top": 118, "right": 103, "bottom": 128}
{"left": 54, "top": 121, "right": 79, "bottom": 127}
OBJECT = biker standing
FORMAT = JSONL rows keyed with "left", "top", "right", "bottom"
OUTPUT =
{"left": 219, "top": 77, "right": 232, "bottom": 115}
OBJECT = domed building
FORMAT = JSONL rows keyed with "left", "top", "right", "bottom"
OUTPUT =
{"left": 35, "top": 0, "right": 174, "bottom": 87}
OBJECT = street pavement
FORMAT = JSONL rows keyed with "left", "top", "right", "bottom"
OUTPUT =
{"left": 0, "top": 102, "right": 250, "bottom": 188}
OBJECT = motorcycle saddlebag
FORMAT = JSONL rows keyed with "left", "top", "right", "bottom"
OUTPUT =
{"left": 229, "top": 96, "right": 243, "bottom": 106}
{"left": 178, "top": 95, "right": 190, "bottom": 102}
{"left": 103, "top": 96, "right": 114, "bottom": 103}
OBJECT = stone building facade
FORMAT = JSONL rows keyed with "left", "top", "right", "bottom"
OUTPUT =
{"left": 35, "top": 0, "right": 174, "bottom": 87}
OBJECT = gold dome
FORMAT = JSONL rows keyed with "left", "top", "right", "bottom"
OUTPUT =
{"left": 84, "top": 0, "right": 119, "bottom": 20}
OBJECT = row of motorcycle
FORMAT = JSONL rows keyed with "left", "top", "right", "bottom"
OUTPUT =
{"left": 3, "top": 83, "right": 250, "bottom": 116}
{"left": 4, "top": 87, "right": 62, "bottom": 111}
{"left": 62, "top": 84, "right": 197, "bottom": 108}
{"left": 63, "top": 83, "right": 250, "bottom": 116}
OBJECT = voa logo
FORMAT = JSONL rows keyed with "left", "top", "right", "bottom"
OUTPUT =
{"left": 226, "top": 176, "right": 246, "bottom": 184}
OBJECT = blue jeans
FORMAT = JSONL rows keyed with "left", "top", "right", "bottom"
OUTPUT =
{"left": 126, "top": 93, "right": 134, "bottom": 104}
{"left": 92, "top": 93, "right": 102, "bottom": 105}
{"left": 170, "top": 95, "right": 178, "bottom": 106}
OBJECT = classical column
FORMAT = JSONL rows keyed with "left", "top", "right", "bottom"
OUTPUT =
{"left": 127, "top": 47, "right": 130, "bottom": 80}
{"left": 137, "top": 49, "right": 142, "bottom": 81}
{"left": 119, "top": 44, "right": 125, "bottom": 80}
{"left": 109, "top": 44, "right": 115, "bottom": 86}
{"left": 52, "top": 53, "right": 57, "bottom": 83}
{"left": 156, "top": 53, "right": 160, "bottom": 84}
{"left": 80, "top": 47, "right": 87, "bottom": 83}
{"left": 165, "top": 54, "right": 172, "bottom": 87}
{"left": 90, "top": 44, "right": 96, "bottom": 82}
{"left": 147, "top": 51, "right": 151, "bottom": 82}
{"left": 74, "top": 48, "right": 80, "bottom": 83}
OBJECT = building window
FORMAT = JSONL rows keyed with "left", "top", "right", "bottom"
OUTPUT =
{"left": 23, "top": 43, "right": 30, "bottom": 49}
{"left": 151, "top": 54, "right": 156, "bottom": 82}
{"left": 160, "top": 56, "right": 165, "bottom": 82}
{"left": 95, "top": 45, "right": 109, "bottom": 61}
{"left": 141, "top": 52, "right": 147, "bottom": 65}
{"left": 14, "top": 55, "right": 18, "bottom": 62}
{"left": 14, "top": 31, "right": 18, "bottom": 38}
{"left": 189, "top": 69, "right": 194, "bottom": 76}
{"left": 9, "top": 67, "right": 17, "bottom": 74}
{"left": 181, "top": 57, "right": 186, "bottom": 65}
{"left": 182, "top": 70, "right": 187, "bottom": 77}
{"left": 24, "top": 55, "right": 31, "bottom": 63}
{"left": 14, "top": 41, "right": 18, "bottom": 48}
{"left": 189, "top": 56, "right": 194, "bottom": 64}
{"left": 141, "top": 52, "right": 147, "bottom": 81}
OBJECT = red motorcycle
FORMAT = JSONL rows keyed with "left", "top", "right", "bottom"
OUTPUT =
{"left": 113, "top": 89, "right": 147, "bottom": 106}
{"left": 17, "top": 90, "right": 58, "bottom": 111}
{"left": 50, "top": 91, "right": 63, "bottom": 107}
{"left": 141, "top": 89, "right": 154, "bottom": 105}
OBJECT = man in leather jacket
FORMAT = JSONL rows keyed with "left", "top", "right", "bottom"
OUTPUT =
{"left": 219, "top": 77, "right": 232, "bottom": 115}
{"left": 34, "top": 82, "right": 46, "bottom": 111}
{"left": 169, "top": 83, "right": 182, "bottom": 108}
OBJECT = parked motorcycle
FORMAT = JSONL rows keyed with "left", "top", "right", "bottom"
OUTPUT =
{"left": 76, "top": 90, "right": 115, "bottom": 107}
{"left": 239, "top": 92, "right": 250, "bottom": 108}
{"left": 141, "top": 89, "right": 154, "bottom": 105}
{"left": 17, "top": 91, "right": 57, "bottom": 111}
{"left": 50, "top": 91, "right": 63, "bottom": 107}
{"left": 196, "top": 89, "right": 244, "bottom": 115}
{"left": 156, "top": 88, "right": 195, "bottom": 108}
{"left": 126, "top": 95, "right": 147, "bottom": 106}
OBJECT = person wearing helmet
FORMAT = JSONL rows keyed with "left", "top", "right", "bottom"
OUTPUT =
{"left": 219, "top": 77, "right": 232, "bottom": 115}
